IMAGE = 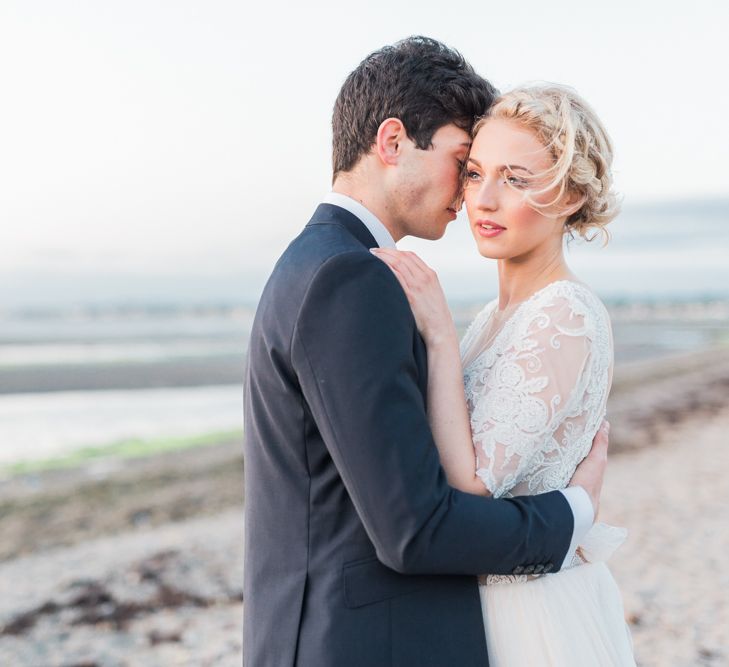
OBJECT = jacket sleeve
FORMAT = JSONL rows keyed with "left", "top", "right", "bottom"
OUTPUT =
{"left": 290, "top": 250, "right": 573, "bottom": 575}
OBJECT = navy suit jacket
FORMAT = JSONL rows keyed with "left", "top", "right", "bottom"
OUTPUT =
{"left": 243, "top": 203, "right": 573, "bottom": 666}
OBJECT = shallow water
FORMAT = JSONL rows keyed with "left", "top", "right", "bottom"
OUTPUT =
{"left": 0, "top": 385, "right": 243, "bottom": 466}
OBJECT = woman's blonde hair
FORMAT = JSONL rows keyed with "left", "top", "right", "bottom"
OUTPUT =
{"left": 473, "top": 84, "right": 619, "bottom": 241}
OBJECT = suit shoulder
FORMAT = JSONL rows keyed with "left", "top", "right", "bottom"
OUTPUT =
{"left": 290, "top": 220, "right": 369, "bottom": 254}
{"left": 300, "top": 249, "right": 405, "bottom": 323}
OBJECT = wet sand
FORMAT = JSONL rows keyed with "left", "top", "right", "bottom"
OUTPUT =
{"left": 0, "top": 356, "right": 243, "bottom": 394}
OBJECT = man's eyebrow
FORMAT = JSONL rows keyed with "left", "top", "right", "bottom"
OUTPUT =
{"left": 466, "top": 157, "right": 534, "bottom": 175}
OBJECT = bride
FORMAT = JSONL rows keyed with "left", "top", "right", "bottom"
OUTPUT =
{"left": 373, "top": 84, "right": 636, "bottom": 666}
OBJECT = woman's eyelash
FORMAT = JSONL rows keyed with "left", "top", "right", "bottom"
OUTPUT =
{"left": 504, "top": 172, "right": 528, "bottom": 186}
{"left": 464, "top": 170, "right": 529, "bottom": 185}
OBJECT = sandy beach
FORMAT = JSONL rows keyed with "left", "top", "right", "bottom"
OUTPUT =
{"left": 602, "top": 407, "right": 729, "bottom": 666}
{"left": 1, "top": 346, "right": 729, "bottom": 665}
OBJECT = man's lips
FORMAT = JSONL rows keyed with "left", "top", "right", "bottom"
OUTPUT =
{"left": 475, "top": 219, "right": 506, "bottom": 237}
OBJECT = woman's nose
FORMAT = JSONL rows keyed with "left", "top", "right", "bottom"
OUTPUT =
{"left": 474, "top": 180, "right": 498, "bottom": 210}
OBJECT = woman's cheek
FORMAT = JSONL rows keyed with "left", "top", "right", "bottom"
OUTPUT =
{"left": 464, "top": 194, "right": 476, "bottom": 219}
{"left": 511, "top": 202, "right": 543, "bottom": 230}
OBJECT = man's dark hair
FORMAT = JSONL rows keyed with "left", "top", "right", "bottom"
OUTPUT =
{"left": 332, "top": 36, "right": 498, "bottom": 179}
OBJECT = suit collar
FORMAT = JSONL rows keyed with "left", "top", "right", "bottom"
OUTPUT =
{"left": 306, "top": 203, "right": 380, "bottom": 249}
{"left": 321, "top": 193, "right": 396, "bottom": 249}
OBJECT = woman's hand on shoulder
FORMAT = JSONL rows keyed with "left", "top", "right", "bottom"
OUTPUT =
{"left": 370, "top": 248, "right": 455, "bottom": 346}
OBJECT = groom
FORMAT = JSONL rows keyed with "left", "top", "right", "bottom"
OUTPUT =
{"left": 244, "top": 36, "right": 608, "bottom": 666}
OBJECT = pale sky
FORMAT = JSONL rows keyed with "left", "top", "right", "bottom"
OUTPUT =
{"left": 0, "top": 0, "right": 727, "bottom": 304}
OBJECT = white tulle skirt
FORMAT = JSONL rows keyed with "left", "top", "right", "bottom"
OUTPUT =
{"left": 480, "top": 529, "right": 636, "bottom": 666}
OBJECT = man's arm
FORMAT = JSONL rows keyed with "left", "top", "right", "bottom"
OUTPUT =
{"left": 291, "top": 251, "right": 574, "bottom": 575}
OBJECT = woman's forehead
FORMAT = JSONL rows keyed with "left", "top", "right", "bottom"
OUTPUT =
{"left": 471, "top": 119, "right": 551, "bottom": 168}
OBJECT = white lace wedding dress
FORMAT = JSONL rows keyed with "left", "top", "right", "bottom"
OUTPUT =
{"left": 460, "top": 280, "right": 635, "bottom": 666}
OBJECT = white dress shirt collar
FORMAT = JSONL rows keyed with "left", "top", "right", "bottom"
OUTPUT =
{"left": 322, "top": 192, "right": 396, "bottom": 249}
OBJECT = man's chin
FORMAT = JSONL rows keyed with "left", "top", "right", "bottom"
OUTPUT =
{"left": 411, "top": 228, "right": 446, "bottom": 241}
{"left": 405, "top": 218, "right": 450, "bottom": 241}
{"left": 429, "top": 219, "right": 453, "bottom": 240}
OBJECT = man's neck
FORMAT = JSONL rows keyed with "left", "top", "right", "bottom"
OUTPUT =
{"left": 332, "top": 178, "right": 404, "bottom": 242}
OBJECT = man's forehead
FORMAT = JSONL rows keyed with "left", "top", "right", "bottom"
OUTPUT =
{"left": 432, "top": 123, "right": 472, "bottom": 148}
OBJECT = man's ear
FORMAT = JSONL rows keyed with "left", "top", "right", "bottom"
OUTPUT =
{"left": 375, "top": 118, "right": 407, "bottom": 166}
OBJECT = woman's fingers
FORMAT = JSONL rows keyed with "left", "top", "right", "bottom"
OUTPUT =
{"left": 372, "top": 248, "right": 418, "bottom": 284}
{"left": 370, "top": 248, "right": 449, "bottom": 340}
{"left": 404, "top": 252, "right": 438, "bottom": 289}
{"left": 371, "top": 248, "right": 431, "bottom": 288}
{"left": 371, "top": 249, "right": 413, "bottom": 292}
{"left": 370, "top": 248, "right": 405, "bottom": 280}
{"left": 399, "top": 250, "right": 431, "bottom": 274}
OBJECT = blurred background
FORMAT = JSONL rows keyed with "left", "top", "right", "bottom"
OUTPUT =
{"left": 1, "top": 1, "right": 727, "bottom": 665}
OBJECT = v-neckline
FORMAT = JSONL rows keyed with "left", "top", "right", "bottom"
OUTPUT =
{"left": 463, "top": 279, "right": 585, "bottom": 374}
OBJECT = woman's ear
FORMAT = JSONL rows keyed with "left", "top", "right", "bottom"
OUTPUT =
{"left": 561, "top": 189, "right": 586, "bottom": 218}
{"left": 375, "top": 118, "right": 407, "bottom": 166}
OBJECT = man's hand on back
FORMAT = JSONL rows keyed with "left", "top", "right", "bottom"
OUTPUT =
{"left": 569, "top": 420, "right": 610, "bottom": 519}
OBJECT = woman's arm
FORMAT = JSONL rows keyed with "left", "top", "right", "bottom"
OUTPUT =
{"left": 371, "top": 248, "right": 490, "bottom": 496}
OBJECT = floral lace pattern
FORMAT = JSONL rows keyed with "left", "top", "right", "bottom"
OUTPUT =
{"left": 460, "top": 281, "right": 615, "bottom": 586}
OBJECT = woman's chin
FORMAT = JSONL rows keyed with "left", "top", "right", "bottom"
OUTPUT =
{"left": 474, "top": 243, "right": 509, "bottom": 260}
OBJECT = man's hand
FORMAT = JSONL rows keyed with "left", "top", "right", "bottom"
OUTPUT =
{"left": 569, "top": 420, "right": 610, "bottom": 519}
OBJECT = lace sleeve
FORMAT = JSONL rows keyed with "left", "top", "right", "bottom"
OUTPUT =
{"left": 468, "top": 289, "right": 613, "bottom": 498}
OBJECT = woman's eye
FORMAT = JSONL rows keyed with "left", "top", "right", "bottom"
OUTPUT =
{"left": 505, "top": 173, "right": 528, "bottom": 187}
{"left": 466, "top": 170, "right": 481, "bottom": 180}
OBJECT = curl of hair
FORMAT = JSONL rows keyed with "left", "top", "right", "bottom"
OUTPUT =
{"left": 473, "top": 84, "right": 620, "bottom": 242}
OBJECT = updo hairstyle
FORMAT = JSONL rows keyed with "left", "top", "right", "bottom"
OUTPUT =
{"left": 473, "top": 84, "right": 620, "bottom": 241}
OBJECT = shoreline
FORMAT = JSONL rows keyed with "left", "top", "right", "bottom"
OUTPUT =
{"left": 2, "top": 343, "right": 728, "bottom": 476}
{"left": 1, "top": 345, "right": 728, "bottom": 562}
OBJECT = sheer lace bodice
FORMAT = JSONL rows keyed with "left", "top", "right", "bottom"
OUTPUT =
{"left": 460, "top": 280, "right": 614, "bottom": 500}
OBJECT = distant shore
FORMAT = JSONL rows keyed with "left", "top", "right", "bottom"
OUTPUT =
{"left": 2, "top": 298, "right": 728, "bottom": 395}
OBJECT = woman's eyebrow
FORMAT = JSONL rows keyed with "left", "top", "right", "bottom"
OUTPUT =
{"left": 507, "top": 164, "right": 535, "bottom": 174}
{"left": 466, "top": 157, "right": 534, "bottom": 175}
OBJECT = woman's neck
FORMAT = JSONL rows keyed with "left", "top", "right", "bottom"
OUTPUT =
{"left": 496, "top": 244, "right": 575, "bottom": 311}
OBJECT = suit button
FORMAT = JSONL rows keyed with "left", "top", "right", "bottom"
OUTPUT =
{"left": 512, "top": 565, "right": 525, "bottom": 575}
{"left": 523, "top": 564, "right": 535, "bottom": 574}
{"left": 533, "top": 564, "right": 544, "bottom": 574}
{"left": 543, "top": 562, "right": 554, "bottom": 573}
